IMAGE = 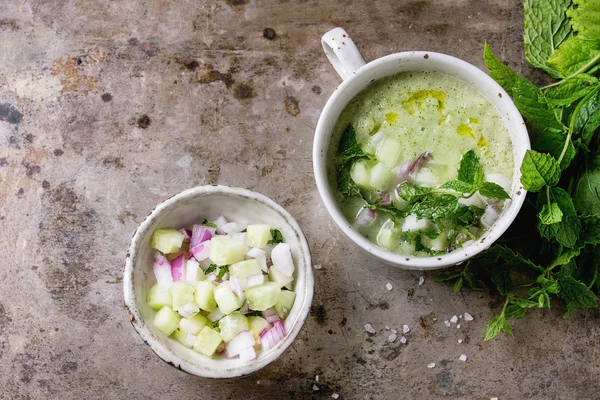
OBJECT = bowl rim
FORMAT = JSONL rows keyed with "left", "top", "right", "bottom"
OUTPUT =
{"left": 313, "top": 51, "right": 530, "bottom": 270}
{"left": 123, "top": 185, "right": 314, "bottom": 378}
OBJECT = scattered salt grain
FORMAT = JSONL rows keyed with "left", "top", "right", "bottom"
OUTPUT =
{"left": 364, "top": 323, "right": 376, "bottom": 334}
{"left": 459, "top": 315, "right": 462, "bottom": 319}
{"left": 419, "top": 276, "right": 425, "bottom": 286}
{"left": 444, "top": 320, "right": 451, "bottom": 327}
{"left": 450, "top": 315, "right": 458, "bottom": 324}
{"left": 332, "top": 394, "right": 340, "bottom": 399}
{"left": 313, "top": 384, "right": 319, "bottom": 391}
{"left": 403, "top": 324, "right": 410, "bottom": 333}
{"left": 456, "top": 324, "right": 461, "bottom": 329}
{"left": 490, "top": 397, "right": 498, "bottom": 400}
{"left": 386, "top": 282, "right": 393, "bottom": 291}
{"left": 385, "top": 325, "right": 390, "bottom": 330}
{"left": 457, "top": 339, "right": 463, "bottom": 344}
{"left": 315, "top": 375, "right": 319, "bottom": 382}
{"left": 427, "top": 362, "right": 436, "bottom": 369}
{"left": 459, "top": 354, "right": 467, "bottom": 362}
{"left": 464, "top": 312, "right": 474, "bottom": 321}
{"left": 433, "top": 317, "right": 437, "bottom": 321}
{"left": 400, "top": 336, "right": 407, "bottom": 344}
{"left": 391, "top": 328, "right": 398, "bottom": 334}
{"left": 313, "top": 264, "right": 322, "bottom": 270}
{"left": 388, "top": 333, "right": 398, "bottom": 343}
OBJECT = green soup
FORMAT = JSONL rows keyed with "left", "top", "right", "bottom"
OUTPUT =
{"left": 330, "top": 71, "right": 514, "bottom": 257}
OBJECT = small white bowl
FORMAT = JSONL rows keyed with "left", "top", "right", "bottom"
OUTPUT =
{"left": 123, "top": 185, "right": 314, "bottom": 378}
{"left": 313, "top": 28, "right": 530, "bottom": 270}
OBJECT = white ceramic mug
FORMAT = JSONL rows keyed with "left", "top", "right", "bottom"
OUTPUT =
{"left": 313, "top": 27, "right": 530, "bottom": 270}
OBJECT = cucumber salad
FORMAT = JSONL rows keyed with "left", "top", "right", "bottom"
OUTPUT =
{"left": 147, "top": 217, "right": 296, "bottom": 361}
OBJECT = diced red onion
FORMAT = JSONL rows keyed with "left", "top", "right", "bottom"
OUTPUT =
{"left": 178, "top": 302, "right": 199, "bottom": 318}
{"left": 213, "top": 215, "right": 228, "bottom": 228}
{"left": 218, "top": 222, "right": 245, "bottom": 235}
{"left": 246, "top": 274, "right": 266, "bottom": 288}
{"left": 206, "top": 273, "right": 217, "bottom": 282}
{"left": 271, "top": 243, "right": 295, "bottom": 276}
{"left": 185, "top": 259, "right": 200, "bottom": 283}
{"left": 170, "top": 254, "right": 186, "bottom": 282}
{"left": 263, "top": 244, "right": 274, "bottom": 257}
{"left": 191, "top": 240, "right": 211, "bottom": 262}
{"left": 185, "top": 333, "right": 196, "bottom": 347}
{"left": 179, "top": 228, "right": 192, "bottom": 241}
{"left": 355, "top": 207, "right": 377, "bottom": 226}
{"left": 239, "top": 301, "right": 250, "bottom": 315}
{"left": 191, "top": 225, "right": 214, "bottom": 248}
{"left": 260, "top": 321, "right": 285, "bottom": 352}
{"left": 225, "top": 331, "right": 255, "bottom": 359}
{"left": 265, "top": 314, "right": 280, "bottom": 324}
{"left": 238, "top": 346, "right": 257, "bottom": 362}
{"left": 262, "top": 308, "right": 277, "bottom": 320}
{"left": 246, "top": 248, "right": 268, "bottom": 272}
{"left": 395, "top": 152, "right": 433, "bottom": 182}
{"left": 153, "top": 252, "right": 173, "bottom": 290}
{"left": 380, "top": 192, "right": 391, "bottom": 205}
{"left": 230, "top": 276, "right": 243, "bottom": 299}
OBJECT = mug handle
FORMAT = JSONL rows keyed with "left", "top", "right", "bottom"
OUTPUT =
{"left": 321, "top": 28, "right": 366, "bottom": 81}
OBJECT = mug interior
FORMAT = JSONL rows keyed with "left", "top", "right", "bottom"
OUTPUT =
{"left": 314, "top": 51, "right": 529, "bottom": 270}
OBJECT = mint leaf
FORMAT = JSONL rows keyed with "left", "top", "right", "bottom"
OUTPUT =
{"left": 537, "top": 187, "right": 581, "bottom": 248}
{"left": 490, "top": 265, "right": 515, "bottom": 296}
{"left": 539, "top": 202, "right": 563, "bottom": 225}
{"left": 202, "top": 219, "right": 217, "bottom": 228}
{"left": 338, "top": 124, "right": 368, "bottom": 161}
{"left": 204, "top": 264, "right": 217, "bottom": 275}
{"left": 439, "top": 180, "right": 475, "bottom": 193}
{"left": 268, "top": 228, "right": 284, "bottom": 245}
{"left": 557, "top": 275, "right": 598, "bottom": 316}
{"left": 531, "top": 126, "right": 575, "bottom": 170}
{"left": 505, "top": 304, "right": 528, "bottom": 319}
{"left": 580, "top": 215, "right": 600, "bottom": 245}
{"left": 481, "top": 245, "right": 544, "bottom": 273}
{"left": 245, "top": 310, "right": 263, "bottom": 317}
{"left": 434, "top": 271, "right": 463, "bottom": 282}
{"left": 337, "top": 162, "right": 359, "bottom": 199}
{"left": 409, "top": 194, "right": 459, "bottom": 220}
{"left": 453, "top": 277, "right": 463, "bottom": 293}
{"left": 216, "top": 266, "right": 228, "bottom": 280}
{"left": 571, "top": 85, "right": 600, "bottom": 140}
{"left": 454, "top": 205, "right": 485, "bottom": 226}
{"left": 567, "top": 0, "right": 600, "bottom": 46}
{"left": 484, "top": 313, "right": 512, "bottom": 341}
{"left": 457, "top": 150, "right": 484, "bottom": 185}
{"left": 483, "top": 43, "right": 519, "bottom": 96}
{"left": 398, "top": 182, "right": 432, "bottom": 202}
{"left": 479, "top": 182, "right": 511, "bottom": 200}
{"left": 545, "top": 74, "right": 599, "bottom": 107}
{"left": 573, "top": 168, "right": 600, "bottom": 215}
{"left": 520, "top": 150, "right": 561, "bottom": 192}
{"left": 523, "top": 0, "right": 572, "bottom": 78}
{"left": 547, "top": 36, "right": 600, "bottom": 77}
{"left": 513, "top": 77, "right": 565, "bottom": 132}
{"left": 549, "top": 247, "right": 581, "bottom": 269}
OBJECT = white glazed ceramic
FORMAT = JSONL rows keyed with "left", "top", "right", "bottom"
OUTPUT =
{"left": 123, "top": 185, "right": 314, "bottom": 378}
{"left": 313, "top": 27, "right": 530, "bottom": 270}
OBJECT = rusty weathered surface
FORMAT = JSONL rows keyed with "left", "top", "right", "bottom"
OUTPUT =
{"left": 0, "top": 1, "right": 597, "bottom": 399}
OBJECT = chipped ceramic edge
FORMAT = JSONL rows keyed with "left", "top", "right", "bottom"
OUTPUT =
{"left": 123, "top": 185, "right": 314, "bottom": 378}
{"left": 314, "top": 36, "right": 530, "bottom": 270}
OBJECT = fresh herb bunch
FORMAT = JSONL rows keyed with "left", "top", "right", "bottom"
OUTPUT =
{"left": 435, "top": 0, "right": 600, "bottom": 340}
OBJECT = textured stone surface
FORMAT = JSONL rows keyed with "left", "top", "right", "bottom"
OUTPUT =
{"left": 0, "top": 1, "right": 598, "bottom": 399}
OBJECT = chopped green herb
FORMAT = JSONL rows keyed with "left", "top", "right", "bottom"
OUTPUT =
{"left": 202, "top": 219, "right": 217, "bottom": 228}
{"left": 216, "top": 266, "right": 228, "bottom": 280}
{"left": 268, "top": 229, "right": 284, "bottom": 244}
{"left": 245, "top": 310, "right": 263, "bottom": 317}
{"left": 204, "top": 264, "right": 217, "bottom": 275}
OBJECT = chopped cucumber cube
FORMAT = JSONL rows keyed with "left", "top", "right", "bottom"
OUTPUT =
{"left": 421, "top": 233, "right": 449, "bottom": 251}
{"left": 170, "top": 282, "right": 194, "bottom": 311}
{"left": 268, "top": 265, "right": 293, "bottom": 288}
{"left": 179, "top": 313, "right": 208, "bottom": 335}
{"left": 244, "top": 282, "right": 281, "bottom": 311}
{"left": 171, "top": 328, "right": 193, "bottom": 348}
{"left": 376, "top": 137, "right": 402, "bottom": 168}
{"left": 209, "top": 236, "right": 248, "bottom": 265}
{"left": 245, "top": 224, "right": 272, "bottom": 248}
{"left": 350, "top": 160, "right": 372, "bottom": 189}
{"left": 151, "top": 229, "right": 185, "bottom": 254}
{"left": 153, "top": 306, "right": 181, "bottom": 336}
{"left": 369, "top": 162, "right": 392, "bottom": 191}
{"left": 377, "top": 219, "right": 399, "bottom": 250}
{"left": 274, "top": 290, "right": 296, "bottom": 319}
{"left": 214, "top": 281, "right": 243, "bottom": 315}
{"left": 271, "top": 243, "right": 295, "bottom": 276}
{"left": 401, "top": 214, "right": 432, "bottom": 232}
{"left": 218, "top": 312, "right": 249, "bottom": 342}
{"left": 229, "top": 259, "right": 262, "bottom": 280}
{"left": 248, "top": 316, "right": 271, "bottom": 340}
{"left": 194, "top": 281, "right": 217, "bottom": 312}
{"left": 193, "top": 326, "right": 223, "bottom": 357}
{"left": 147, "top": 283, "right": 172, "bottom": 311}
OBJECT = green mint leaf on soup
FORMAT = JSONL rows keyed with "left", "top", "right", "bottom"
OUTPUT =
{"left": 479, "top": 182, "right": 511, "bottom": 200}
{"left": 566, "top": 0, "right": 600, "bottom": 47}
{"left": 439, "top": 180, "right": 475, "bottom": 193}
{"left": 538, "top": 202, "right": 563, "bottom": 225}
{"left": 523, "top": 0, "right": 572, "bottom": 78}
{"left": 457, "top": 150, "right": 484, "bottom": 185}
{"left": 547, "top": 36, "right": 600, "bottom": 78}
{"left": 571, "top": 85, "right": 600, "bottom": 141}
{"left": 545, "top": 74, "right": 599, "bottom": 107}
{"left": 202, "top": 219, "right": 217, "bottom": 228}
{"left": 512, "top": 77, "right": 565, "bottom": 132}
{"left": 573, "top": 168, "right": 600, "bottom": 215}
{"left": 453, "top": 205, "right": 484, "bottom": 226}
{"left": 204, "top": 264, "right": 217, "bottom": 275}
{"left": 409, "top": 194, "right": 459, "bottom": 220}
{"left": 398, "top": 182, "right": 432, "bottom": 202}
{"left": 337, "top": 162, "right": 359, "bottom": 199}
{"left": 531, "top": 125, "right": 576, "bottom": 170}
{"left": 579, "top": 215, "right": 600, "bottom": 245}
{"left": 338, "top": 124, "right": 369, "bottom": 161}
{"left": 557, "top": 275, "right": 598, "bottom": 316}
{"left": 483, "top": 43, "right": 519, "bottom": 96}
{"left": 268, "top": 228, "right": 284, "bottom": 244}
{"left": 245, "top": 310, "right": 263, "bottom": 317}
{"left": 216, "top": 266, "right": 228, "bottom": 280}
{"left": 520, "top": 150, "right": 561, "bottom": 192}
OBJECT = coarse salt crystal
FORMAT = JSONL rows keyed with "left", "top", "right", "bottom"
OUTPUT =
{"left": 457, "top": 339, "right": 463, "bottom": 344}
{"left": 386, "top": 282, "right": 393, "bottom": 291}
{"left": 332, "top": 394, "right": 340, "bottom": 399}
{"left": 490, "top": 398, "right": 498, "bottom": 400}
{"left": 433, "top": 317, "right": 437, "bottom": 321}
{"left": 457, "top": 324, "right": 461, "bottom": 329}
{"left": 385, "top": 325, "right": 390, "bottom": 330}
{"left": 419, "top": 276, "right": 425, "bottom": 285}
{"left": 450, "top": 315, "right": 458, "bottom": 324}
{"left": 464, "top": 312, "right": 474, "bottom": 321}
{"left": 391, "top": 328, "right": 398, "bottom": 334}
{"left": 459, "top": 315, "right": 463, "bottom": 319}
{"left": 364, "top": 323, "right": 376, "bottom": 334}
{"left": 388, "top": 333, "right": 398, "bottom": 343}
{"left": 427, "top": 362, "right": 435, "bottom": 369}
{"left": 313, "top": 384, "right": 319, "bottom": 391}
{"left": 313, "top": 264, "right": 322, "bottom": 269}
{"left": 403, "top": 324, "right": 410, "bottom": 333}
{"left": 444, "top": 320, "right": 451, "bottom": 327}
{"left": 459, "top": 354, "right": 467, "bottom": 362}
{"left": 400, "top": 336, "right": 407, "bottom": 344}
{"left": 315, "top": 375, "right": 319, "bottom": 382}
